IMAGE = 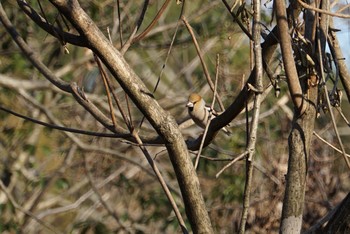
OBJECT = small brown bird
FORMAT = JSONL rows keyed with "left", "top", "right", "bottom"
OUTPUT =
{"left": 186, "top": 93, "right": 230, "bottom": 134}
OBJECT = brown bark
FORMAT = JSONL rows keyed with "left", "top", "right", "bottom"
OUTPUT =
{"left": 277, "top": 0, "right": 318, "bottom": 233}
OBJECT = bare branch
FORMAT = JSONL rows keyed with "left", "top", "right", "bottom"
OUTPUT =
{"left": 17, "top": 0, "right": 88, "bottom": 47}
{"left": 194, "top": 54, "right": 220, "bottom": 169}
{"left": 132, "top": 0, "right": 171, "bottom": 43}
{"left": 182, "top": 16, "right": 226, "bottom": 111}
{"left": 275, "top": 0, "right": 306, "bottom": 113}
{"left": 240, "top": 0, "right": 263, "bottom": 231}
{"left": 297, "top": 0, "right": 350, "bottom": 19}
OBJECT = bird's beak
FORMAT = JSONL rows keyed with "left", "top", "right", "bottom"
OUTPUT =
{"left": 186, "top": 102, "right": 194, "bottom": 108}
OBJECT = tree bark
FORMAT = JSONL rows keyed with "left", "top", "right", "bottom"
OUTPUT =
{"left": 280, "top": 98, "right": 317, "bottom": 233}
{"left": 277, "top": 0, "right": 318, "bottom": 233}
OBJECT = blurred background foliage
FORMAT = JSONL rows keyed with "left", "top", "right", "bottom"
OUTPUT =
{"left": 0, "top": 0, "right": 349, "bottom": 233}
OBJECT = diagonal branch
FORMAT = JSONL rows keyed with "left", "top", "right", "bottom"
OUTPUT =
{"left": 297, "top": 0, "right": 350, "bottom": 19}
{"left": 182, "top": 16, "right": 225, "bottom": 111}
{"left": 17, "top": 0, "right": 88, "bottom": 47}
{"left": 275, "top": 0, "right": 306, "bottom": 114}
{"left": 132, "top": 0, "right": 171, "bottom": 43}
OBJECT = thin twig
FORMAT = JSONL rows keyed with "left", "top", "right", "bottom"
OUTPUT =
{"left": 116, "top": 0, "right": 123, "bottom": 47}
{"left": 297, "top": 0, "right": 350, "bottom": 19}
{"left": 335, "top": 106, "right": 350, "bottom": 126}
{"left": 313, "top": 132, "right": 350, "bottom": 158}
{"left": 182, "top": 16, "right": 225, "bottom": 111}
{"left": 221, "top": 0, "right": 253, "bottom": 40}
{"left": 137, "top": 1, "right": 185, "bottom": 129}
{"left": 125, "top": 93, "right": 134, "bottom": 129}
{"left": 120, "top": 0, "right": 149, "bottom": 54}
{"left": 0, "top": 105, "right": 125, "bottom": 138}
{"left": 95, "top": 55, "right": 118, "bottom": 128}
{"left": 216, "top": 151, "right": 248, "bottom": 178}
{"left": 100, "top": 68, "right": 133, "bottom": 131}
{"left": 239, "top": 0, "right": 263, "bottom": 232}
{"left": 317, "top": 25, "right": 350, "bottom": 169}
{"left": 194, "top": 54, "right": 220, "bottom": 169}
{"left": 132, "top": 0, "right": 171, "bottom": 42}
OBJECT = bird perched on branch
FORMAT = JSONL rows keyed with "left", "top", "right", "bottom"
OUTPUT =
{"left": 186, "top": 93, "right": 230, "bottom": 135}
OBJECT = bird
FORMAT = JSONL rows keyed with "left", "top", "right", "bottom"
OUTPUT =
{"left": 186, "top": 93, "right": 230, "bottom": 135}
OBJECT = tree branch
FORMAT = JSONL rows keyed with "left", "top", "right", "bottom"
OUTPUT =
{"left": 275, "top": 0, "right": 306, "bottom": 114}
{"left": 17, "top": 0, "right": 88, "bottom": 47}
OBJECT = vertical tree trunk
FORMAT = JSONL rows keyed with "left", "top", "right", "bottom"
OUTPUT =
{"left": 278, "top": 0, "right": 319, "bottom": 231}
{"left": 280, "top": 87, "right": 317, "bottom": 232}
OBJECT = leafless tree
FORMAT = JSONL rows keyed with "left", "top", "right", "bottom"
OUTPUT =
{"left": 0, "top": 0, "right": 349, "bottom": 233}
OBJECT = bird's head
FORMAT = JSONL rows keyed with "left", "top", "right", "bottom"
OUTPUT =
{"left": 186, "top": 93, "right": 202, "bottom": 110}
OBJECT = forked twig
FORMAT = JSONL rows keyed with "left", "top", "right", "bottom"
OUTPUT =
{"left": 95, "top": 54, "right": 133, "bottom": 131}
{"left": 120, "top": 0, "right": 150, "bottom": 54}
